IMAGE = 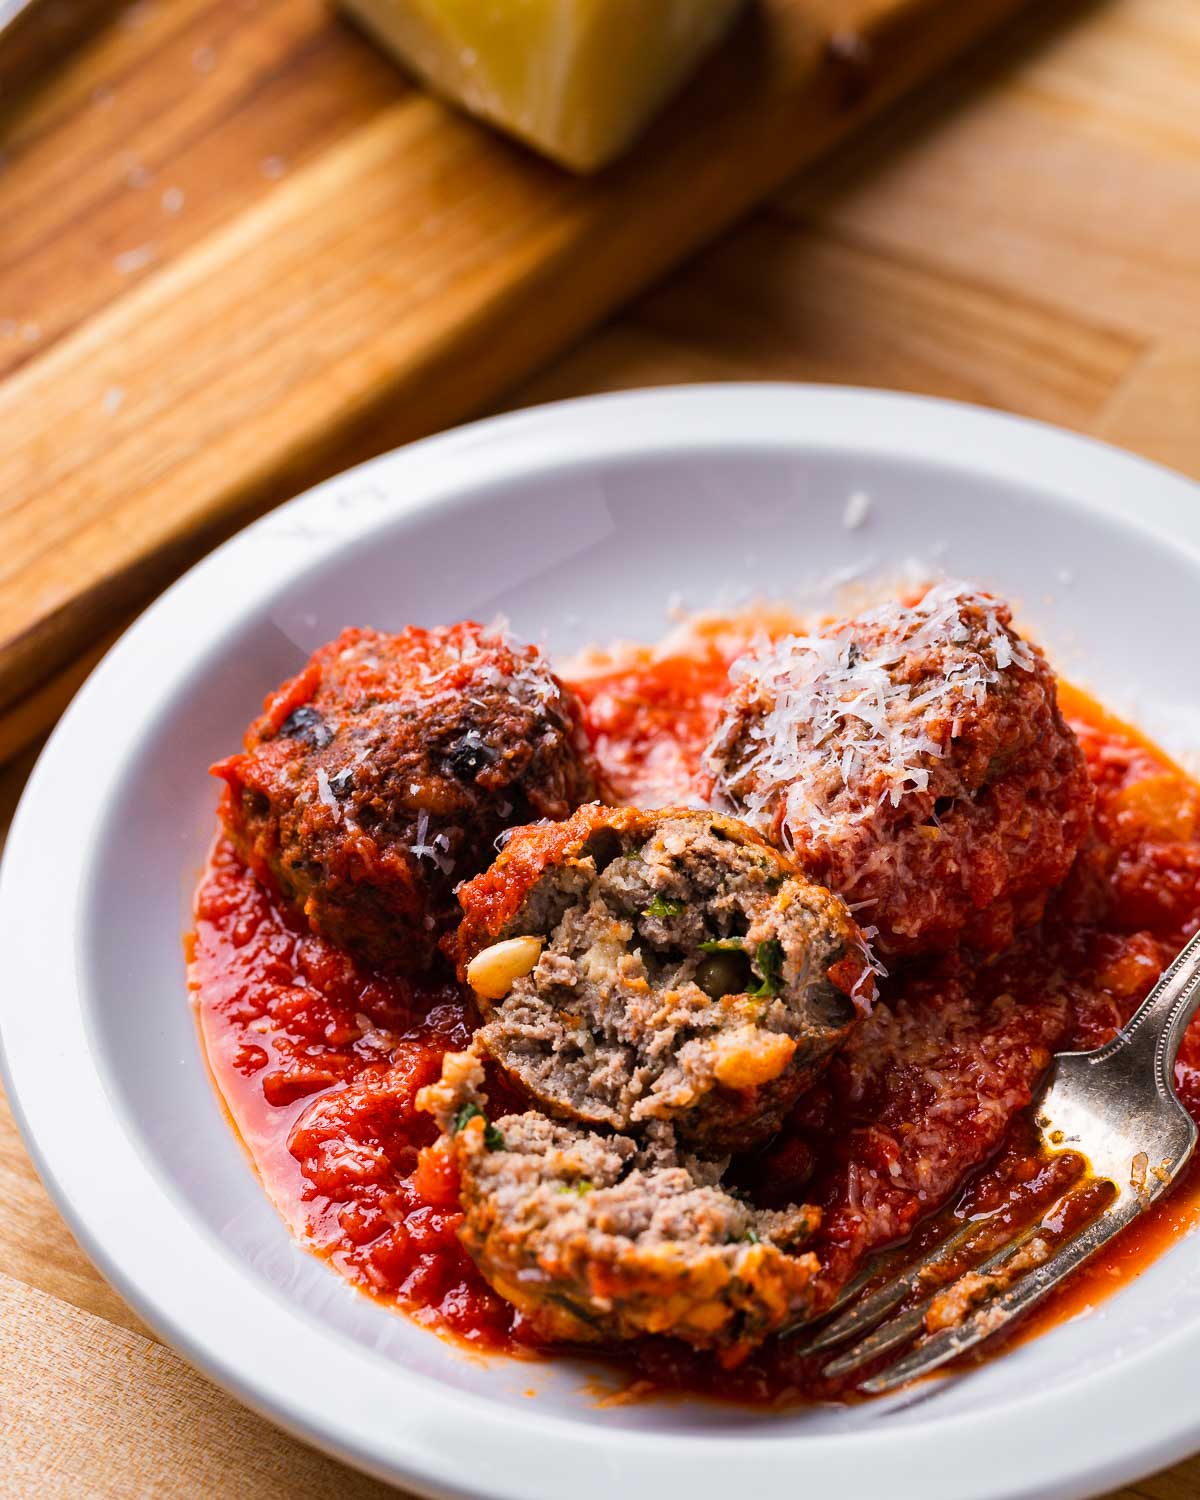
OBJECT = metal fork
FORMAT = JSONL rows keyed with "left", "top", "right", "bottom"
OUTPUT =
{"left": 795, "top": 926, "right": 1200, "bottom": 1394}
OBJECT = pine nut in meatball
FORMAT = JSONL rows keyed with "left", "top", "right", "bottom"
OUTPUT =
{"left": 455, "top": 804, "right": 873, "bottom": 1155}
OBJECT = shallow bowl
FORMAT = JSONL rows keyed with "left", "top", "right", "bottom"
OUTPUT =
{"left": 4, "top": 386, "right": 1200, "bottom": 1500}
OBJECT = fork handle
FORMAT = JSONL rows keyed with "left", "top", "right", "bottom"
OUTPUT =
{"left": 1100, "top": 926, "right": 1200, "bottom": 1095}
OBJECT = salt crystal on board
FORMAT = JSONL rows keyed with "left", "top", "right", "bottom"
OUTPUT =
{"left": 114, "top": 244, "right": 157, "bottom": 275}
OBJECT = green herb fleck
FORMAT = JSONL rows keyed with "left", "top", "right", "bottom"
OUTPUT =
{"left": 548, "top": 1292, "right": 602, "bottom": 1326}
{"left": 742, "top": 1227, "right": 761, "bottom": 1245}
{"left": 644, "top": 893, "right": 685, "bottom": 919}
{"left": 749, "top": 939, "right": 785, "bottom": 998}
{"left": 699, "top": 938, "right": 744, "bottom": 953}
{"left": 453, "top": 1101, "right": 504, "bottom": 1151}
{"left": 452, "top": 1102, "right": 483, "bottom": 1134}
{"left": 558, "top": 1178, "right": 594, "bottom": 1196}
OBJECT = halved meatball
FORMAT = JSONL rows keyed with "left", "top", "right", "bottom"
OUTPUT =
{"left": 419, "top": 1049, "right": 821, "bottom": 1354}
{"left": 211, "top": 621, "right": 598, "bottom": 973}
{"left": 455, "top": 805, "right": 872, "bottom": 1155}
{"left": 705, "top": 582, "right": 1093, "bottom": 958}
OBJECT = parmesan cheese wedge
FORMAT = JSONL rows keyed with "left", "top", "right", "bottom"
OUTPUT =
{"left": 339, "top": 0, "right": 750, "bottom": 172}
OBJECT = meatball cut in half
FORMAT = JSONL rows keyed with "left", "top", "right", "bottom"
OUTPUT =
{"left": 706, "top": 582, "right": 1093, "bottom": 958}
{"left": 212, "top": 621, "right": 598, "bottom": 974}
{"left": 455, "top": 804, "right": 872, "bottom": 1155}
{"left": 419, "top": 1050, "right": 822, "bottom": 1355}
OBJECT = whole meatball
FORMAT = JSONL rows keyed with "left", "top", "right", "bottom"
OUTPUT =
{"left": 705, "top": 583, "right": 1093, "bottom": 958}
{"left": 211, "top": 621, "right": 599, "bottom": 973}
{"left": 419, "top": 1050, "right": 822, "bottom": 1355}
{"left": 454, "top": 804, "right": 873, "bottom": 1155}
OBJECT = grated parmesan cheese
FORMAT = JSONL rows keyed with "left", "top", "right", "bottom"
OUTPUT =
{"left": 707, "top": 581, "right": 1036, "bottom": 849}
{"left": 315, "top": 767, "right": 341, "bottom": 819}
{"left": 411, "top": 809, "right": 454, "bottom": 875}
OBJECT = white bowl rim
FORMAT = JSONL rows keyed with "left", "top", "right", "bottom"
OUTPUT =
{"left": 4, "top": 384, "right": 1200, "bottom": 1500}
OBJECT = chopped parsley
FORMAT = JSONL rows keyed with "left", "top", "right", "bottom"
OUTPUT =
{"left": 452, "top": 1101, "right": 504, "bottom": 1151}
{"left": 749, "top": 939, "right": 785, "bottom": 998}
{"left": 699, "top": 938, "right": 744, "bottom": 953}
{"left": 548, "top": 1292, "right": 601, "bottom": 1326}
{"left": 644, "top": 893, "right": 685, "bottom": 919}
{"left": 558, "top": 1179, "right": 594, "bottom": 1196}
{"left": 742, "top": 1227, "right": 761, "bottom": 1245}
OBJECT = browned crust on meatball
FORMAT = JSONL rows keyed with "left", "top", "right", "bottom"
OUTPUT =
{"left": 211, "top": 622, "right": 598, "bottom": 973}
{"left": 419, "top": 1050, "right": 821, "bottom": 1357}
{"left": 706, "top": 584, "right": 1093, "bottom": 958}
{"left": 455, "top": 805, "right": 873, "bottom": 1155}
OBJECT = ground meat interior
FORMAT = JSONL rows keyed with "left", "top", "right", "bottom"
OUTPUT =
{"left": 459, "top": 806, "right": 868, "bottom": 1156}
{"left": 417, "top": 1050, "right": 823, "bottom": 1354}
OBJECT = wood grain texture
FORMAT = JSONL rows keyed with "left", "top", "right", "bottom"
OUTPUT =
{"left": 4, "top": 0, "right": 1200, "bottom": 1496}
{"left": 518, "top": 216, "right": 1144, "bottom": 426}
{"left": 0, "top": 1275, "right": 395, "bottom": 1499}
{"left": 0, "top": 0, "right": 1034, "bottom": 746}
{"left": 781, "top": 0, "right": 1200, "bottom": 346}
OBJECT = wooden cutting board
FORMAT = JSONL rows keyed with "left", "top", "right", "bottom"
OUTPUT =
{"left": 0, "top": 0, "right": 1033, "bottom": 763}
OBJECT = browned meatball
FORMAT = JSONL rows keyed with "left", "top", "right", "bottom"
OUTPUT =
{"left": 211, "top": 621, "right": 598, "bottom": 973}
{"left": 706, "top": 583, "right": 1093, "bottom": 958}
{"left": 454, "top": 805, "right": 872, "bottom": 1155}
{"left": 418, "top": 1049, "right": 822, "bottom": 1355}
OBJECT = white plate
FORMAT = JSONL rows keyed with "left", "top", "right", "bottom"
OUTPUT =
{"left": 4, "top": 386, "right": 1200, "bottom": 1500}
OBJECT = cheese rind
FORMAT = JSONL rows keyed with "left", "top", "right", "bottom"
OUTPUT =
{"left": 340, "top": 0, "right": 749, "bottom": 173}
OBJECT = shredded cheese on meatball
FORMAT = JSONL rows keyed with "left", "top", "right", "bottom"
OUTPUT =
{"left": 707, "top": 582, "right": 1036, "bottom": 845}
{"left": 417, "top": 615, "right": 558, "bottom": 712}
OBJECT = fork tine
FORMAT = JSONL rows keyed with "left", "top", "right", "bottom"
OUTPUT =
{"left": 779, "top": 1256, "right": 893, "bottom": 1341}
{"left": 819, "top": 1221, "right": 1047, "bottom": 1377}
{"left": 791, "top": 1275, "right": 906, "bottom": 1355}
{"left": 821, "top": 1302, "right": 927, "bottom": 1377}
{"left": 795, "top": 1213, "right": 1010, "bottom": 1357}
{"left": 861, "top": 1192, "right": 1142, "bottom": 1395}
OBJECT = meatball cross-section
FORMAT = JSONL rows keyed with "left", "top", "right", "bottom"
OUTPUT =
{"left": 419, "top": 1050, "right": 822, "bottom": 1356}
{"left": 211, "top": 621, "right": 598, "bottom": 974}
{"left": 705, "top": 582, "right": 1093, "bottom": 957}
{"left": 455, "top": 804, "right": 872, "bottom": 1155}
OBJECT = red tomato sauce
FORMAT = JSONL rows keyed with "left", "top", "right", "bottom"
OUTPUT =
{"left": 189, "top": 642, "right": 1200, "bottom": 1404}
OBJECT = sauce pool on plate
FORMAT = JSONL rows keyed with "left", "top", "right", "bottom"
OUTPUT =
{"left": 189, "top": 615, "right": 1200, "bottom": 1403}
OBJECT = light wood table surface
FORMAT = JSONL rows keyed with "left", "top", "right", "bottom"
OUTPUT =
{"left": 3, "top": 0, "right": 1199, "bottom": 1495}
